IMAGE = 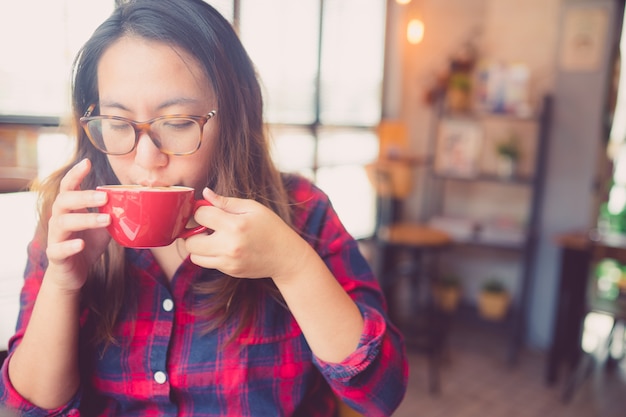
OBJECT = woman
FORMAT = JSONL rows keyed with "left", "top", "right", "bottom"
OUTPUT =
{"left": 0, "top": 0, "right": 407, "bottom": 415}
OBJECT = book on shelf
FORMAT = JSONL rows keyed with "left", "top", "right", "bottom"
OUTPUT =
{"left": 428, "top": 216, "right": 478, "bottom": 242}
{"left": 476, "top": 217, "right": 526, "bottom": 246}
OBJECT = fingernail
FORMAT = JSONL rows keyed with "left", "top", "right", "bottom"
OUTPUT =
{"left": 93, "top": 192, "right": 107, "bottom": 203}
{"left": 96, "top": 214, "right": 110, "bottom": 224}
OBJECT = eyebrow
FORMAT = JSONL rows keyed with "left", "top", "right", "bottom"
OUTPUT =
{"left": 98, "top": 97, "right": 203, "bottom": 112}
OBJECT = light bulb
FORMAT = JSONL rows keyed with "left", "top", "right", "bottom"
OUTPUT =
{"left": 407, "top": 19, "right": 425, "bottom": 44}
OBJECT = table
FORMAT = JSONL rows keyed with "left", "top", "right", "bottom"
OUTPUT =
{"left": 545, "top": 230, "right": 626, "bottom": 385}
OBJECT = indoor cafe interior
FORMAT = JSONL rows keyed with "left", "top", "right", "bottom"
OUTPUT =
{"left": 1, "top": 0, "right": 626, "bottom": 416}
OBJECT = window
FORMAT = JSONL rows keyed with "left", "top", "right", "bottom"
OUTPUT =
{"left": 0, "top": 0, "right": 386, "bottom": 239}
{"left": 0, "top": 1, "right": 115, "bottom": 120}
{"left": 236, "top": 0, "right": 386, "bottom": 238}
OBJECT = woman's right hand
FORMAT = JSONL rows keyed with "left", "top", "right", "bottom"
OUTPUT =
{"left": 45, "top": 158, "right": 111, "bottom": 291}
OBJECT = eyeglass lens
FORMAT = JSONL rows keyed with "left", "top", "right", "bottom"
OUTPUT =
{"left": 85, "top": 117, "right": 201, "bottom": 155}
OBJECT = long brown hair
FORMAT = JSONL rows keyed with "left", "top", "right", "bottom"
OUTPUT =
{"left": 36, "top": 0, "right": 292, "bottom": 346}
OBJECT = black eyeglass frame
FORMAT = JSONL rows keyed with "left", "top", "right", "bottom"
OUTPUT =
{"left": 79, "top": 104, "right": 218, "bottom": 156}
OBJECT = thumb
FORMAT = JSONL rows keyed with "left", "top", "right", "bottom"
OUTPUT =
{"left": 202, "top": 187, "right": 248, "bottom": 214}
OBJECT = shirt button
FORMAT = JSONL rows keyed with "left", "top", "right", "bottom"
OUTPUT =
{"left": 154, "top": 371, "right": 167, "bottom": 384}
{"left": 162, "top": 298, "right": 174, "bottom": 312}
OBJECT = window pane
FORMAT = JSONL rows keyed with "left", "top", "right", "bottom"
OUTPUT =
{"left": 0, "top": 1, "right": 114, "bottom": 118}
{"left": 316, "top": 128, "right": 378, "bottom": 238}
{"left": 317, "top": 127, "right": 379, "bottom": 166}
{"left": 320, "top": 0, "right": 386, "bottom": 125}
{"left": 316, "top": 165, "right": 376, "bottom": 239}
{"left": 239, "top": 0, "right": 320, "bottom": 124}
{"left": 269, "top": 125, "right": 316, "bottom": 175}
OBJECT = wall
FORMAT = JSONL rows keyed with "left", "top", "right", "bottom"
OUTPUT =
{"left": 386, "top": 0, "right": 617, "bottom": 349}
{"left": 529, "top": 0, "right": 620, "bottom": 348}
{"left": 388, "top": 0, "right": 562, "bottom": 217}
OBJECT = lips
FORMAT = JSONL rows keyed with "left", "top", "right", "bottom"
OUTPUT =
{"left": 135, "top": 180, "right": 171, "bottom": 187}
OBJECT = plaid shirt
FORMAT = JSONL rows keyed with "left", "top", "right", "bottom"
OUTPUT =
{"left": 0, "top": 175, "right": 407, "bottom": 416}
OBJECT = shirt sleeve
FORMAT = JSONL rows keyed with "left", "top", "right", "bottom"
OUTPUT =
{"left": 290, "top": 177, "right": 408, "bottom": 417}
{"left": 0, "top": 238, "right": 82, "bottom": 416}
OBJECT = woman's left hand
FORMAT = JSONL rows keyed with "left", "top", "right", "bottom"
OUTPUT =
{"left": 185, "top": 188, "right": 310, "bottom": 281}
{"left": 188, "top": 189, "right": 365, "bottom": 364}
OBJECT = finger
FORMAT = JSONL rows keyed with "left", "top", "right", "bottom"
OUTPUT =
{"left": 197, "top": 188, "right": 261, "bottom": 234}
{"left": 190, "top": 252, "right": 256, "bottom": 279}
{"left": 51, "top": 190, "right": 108, "bottom": 216}
{"left": 188, "top": 253, "right": 219, "bottom": 270}
{"left": 59, "top": 158, "right": 92, "bottom": 192}
{"left": 184, "top": 232, "right": 214, "bottom": 255}
{"left": 185, "top": 232, "right": 247, "bottom": 274}
{"left": 201, "top": 187, "right": 221, "bottom": 205}
{"left": 184, "top": 233, "right": 236, "bottom": 270}
{"left": 202, "top": 188, "right": 250, "bottom": 214}
{"left": 54, "top": 212, "right": 110, "bottom": 232}
{"left": 188, "top": 253, "right": 248, "bottom": 278}
{"left": 46, "top": 239, "right": 85, "bottom": 263}
{"left": 48, "top": 212, "right": 110, "bottom": 243}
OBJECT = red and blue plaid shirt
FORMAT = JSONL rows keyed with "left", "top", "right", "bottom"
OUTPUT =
{"left": 1, "top": 175, "right": 407, "bottom": 416}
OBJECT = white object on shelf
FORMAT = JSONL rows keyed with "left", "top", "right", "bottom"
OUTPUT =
{"left": 428, "top": 215, "right": 477, "bottom": 242}
{"left": 477, "top": 225, "right": 525, "bottom": 246}
{"left": 477, "top": 217, "right": 526, "bottom": 246}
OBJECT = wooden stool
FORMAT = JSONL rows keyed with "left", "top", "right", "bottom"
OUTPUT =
{"left": 375, "top": 222, "right": 452, "bottom": 394}
{"left": 366, "top": 143, "right": 453, "bottom": 394}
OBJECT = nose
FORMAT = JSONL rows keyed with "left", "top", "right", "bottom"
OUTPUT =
{"left": 134, "top": 131, "right": 168, "bottom": 168}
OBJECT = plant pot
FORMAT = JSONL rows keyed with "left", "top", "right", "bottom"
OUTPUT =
{"left": 478, "top": 291, "right": 511, "bottom": 321}
{"left": 433, "top": 285, "right": 461, "bottom": 313}
{"left": 446, "top": 88, "right": 471, "bottom": 112}
{"left": 496, "top": 156, "right": 517, "bottom": 178}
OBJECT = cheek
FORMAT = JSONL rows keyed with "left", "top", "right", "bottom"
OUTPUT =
{"left": 182, "top": 151, "right": 213, "bottom": 189}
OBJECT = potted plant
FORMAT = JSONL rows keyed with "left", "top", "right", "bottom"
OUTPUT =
{"left": 433, "top": 274, "right": 462, "bottom": 313}
{"left": 495, "top": 134, "right": 521, "bottom": 178}
{"left": 445, "top": 72, "right": 472, "bottom": 112}
{"left": 478, "top": 279, "right": 511, "bottom": 321}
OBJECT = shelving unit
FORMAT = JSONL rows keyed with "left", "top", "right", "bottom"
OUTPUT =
{"left": 426, "top": 95, "right": 553, "bottom": 363}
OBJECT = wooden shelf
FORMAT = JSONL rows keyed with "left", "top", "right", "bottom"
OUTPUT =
{"left": 0, "top": 167, "right": 37, "bottom": 193}
{"left": 426, "top": 95, "right": 553, "bottom": 364}
{"left": 433, "top": 172, "right": 534, "bottom": 185}
{"left": 452, "top": 239, "right": 526, "bottom": 251}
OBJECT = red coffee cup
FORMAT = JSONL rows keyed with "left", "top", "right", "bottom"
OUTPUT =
{"left": 97, "top": 185, "right": 210, "bottom": 248}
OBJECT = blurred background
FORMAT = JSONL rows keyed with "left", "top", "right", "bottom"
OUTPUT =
{"left": 1, "top": 0, "right": 626, "bottom": 415}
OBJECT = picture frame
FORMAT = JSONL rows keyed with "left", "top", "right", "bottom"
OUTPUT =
{"left": 559, "top": 7, "right": 608, "bottom": 72}
{"left": 434, "top": 118, "right": 483, "bottom": 178}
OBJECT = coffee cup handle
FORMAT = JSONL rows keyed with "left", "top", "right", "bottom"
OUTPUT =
{"left": 178, "top": 200, "right": 213, "bottom": 239}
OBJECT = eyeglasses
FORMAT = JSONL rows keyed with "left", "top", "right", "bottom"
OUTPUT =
{"left": 80, "top": 104, "right": 217, "bottom": 156}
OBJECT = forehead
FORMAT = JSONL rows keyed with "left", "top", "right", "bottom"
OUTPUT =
{"left": 96, "top": 36, "right": 213, "bottom": 107}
